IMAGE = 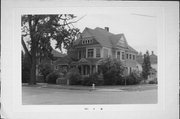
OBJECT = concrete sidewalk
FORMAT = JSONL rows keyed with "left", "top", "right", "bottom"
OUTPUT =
{"left": 22, "top": 83, "right": 157, "bottom": 92}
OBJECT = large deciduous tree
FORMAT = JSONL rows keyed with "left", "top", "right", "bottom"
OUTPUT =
{"left": 142, "top": 51, "right": 151, "bottom": 80}
{"left": 21, "top": 15, "right": 80, "bottom": 85}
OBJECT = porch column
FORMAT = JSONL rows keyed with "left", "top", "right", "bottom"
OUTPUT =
{"left": 81, "top": 65, "right": 83, "bottom": 75}
{"left": 90, "top": 65, "right": 92, "bottom": 75}
{"left": 85, "top": 65, "right": 87, "bottom": 75}
{"left": 95, "top": 65, "right": 98, "bottom": 73}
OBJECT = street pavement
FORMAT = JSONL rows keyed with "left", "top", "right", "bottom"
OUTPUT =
{"left": 22, "top": 84, "right": 157, "bottom": 105}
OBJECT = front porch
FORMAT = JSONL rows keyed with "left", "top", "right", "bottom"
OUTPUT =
{"left": 78, "top": 65, "right": 100, "bottom": 76}
{"left": 73, "top": 58, "right": 102, "bottom": 76}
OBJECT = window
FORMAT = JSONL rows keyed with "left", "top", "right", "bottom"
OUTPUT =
{"left": 88, "top": 49, "right": 94, "bottom": 58}
{"left": 122, "top": 52, "right": 125, "bottom": 60}
{"left": 117, "top": 51, "right": 120, "bottom": 60}
{"left": 51, "top": 60, "right": 53, "bottom": 65}
{"left": 55, "top": 65, "right": 58, "bottom": 70}
{"left": 126, "top": 54, "right": 128, "bottom": 59}
{"left": 87, "top": 40, "right": 89, "bottom": 44}
{"left": 78, "top": 50, "right": 82, "bottom": 59}
{"left": 103, "top": 49, "right": 109, "bottom": 58}
{"left": 130, "top": 67, "right": 132, "bottom": 74}
{"left": 96, "top": 48, "right": 101, "bottom": 58}
{"left": 133, "top": 55, "right": 135, "bottom": 60}
{"left": 82, "top": 40, "right": 84, "bottom": 44}
{"left": 90, "top": 39, "right": 93, "bottom": 43}
{"left": 129, "top": 54, "right": 131, "bottom": 59}
{"left": 82, "top": 50, "right": 86, "bottom": 58}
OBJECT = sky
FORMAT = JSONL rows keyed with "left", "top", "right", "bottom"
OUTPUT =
{"left": 52, "top": 7, "right": 158, "bottom": 55}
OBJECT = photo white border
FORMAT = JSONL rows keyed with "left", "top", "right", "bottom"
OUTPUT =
{"left": 1, "top": 1, "right": 179, "bottom": 119}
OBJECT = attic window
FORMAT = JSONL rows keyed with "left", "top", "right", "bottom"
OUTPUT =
{"left": 90, "top": 39, "right": 93, "bottom": 43}
{"left": 82, "top": 38, "right": 93, "bottom": 44}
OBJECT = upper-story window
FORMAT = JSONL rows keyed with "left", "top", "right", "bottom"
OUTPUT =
{"left": 96, "top": 48, "right": 101, "bottom": 58}
{"left": 133, "top": 55, "right": 135, "bottom": 60}
{"left": 78, "top": 49, "right": 86, "bottom": 59}
{"left": 117, "top": 51, "right": 120, "bottom": 60}
{"left": 103, "top": 49, "right": 109, "bottom": 58}
{"left": 88, "top": 49, "right": 94, "bottom": 58}
{"left": 129, "top": 54, "right": 132, "bottom": 59}
{"left": 126, "top": 54, "right": 128, "bottom": 59}
{"left": 78, "top": 50, "right": 82, "bottom": 59}
{"left": 90, "top": 39, "right": 93, "bottom": 44}
{"left": 122, "top": 52, "right": 125, "bottom": 60}
{"left": 82, "top": 50, "right": 86, "bottom": 58}
{"left": 51, "top": 60, "right": 53, "bottom": 65}
{"left": 55, "top": 65, "right": 58, "bottom": 70}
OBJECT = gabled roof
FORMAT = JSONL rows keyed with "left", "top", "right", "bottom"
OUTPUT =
{"left": 74, "top": 27, "right": 137, "bottom": 53}
{"left": 127, "top": 45, "right": 138, "bottom": 53}
{"left": 86, "top": 27, "right": 113, "bottom": 48}
{"left": 51, "top": 49, "right": 66, "bottom": 58}
{"left": 54, "top": 55, "right": 72, "bottom": 65}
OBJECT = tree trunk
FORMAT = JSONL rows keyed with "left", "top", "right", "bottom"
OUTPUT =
{"left": 29, "top": 35, "right": 37, "bottom": 85}
{"left": 29, "top": 57, "right": 36, "bottom": 85}
{"left": 28, "top": 15, "right": 39, "bottom": 85}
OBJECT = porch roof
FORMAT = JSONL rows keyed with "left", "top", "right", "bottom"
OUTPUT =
{"left": 71, "top": 58, "right": 101, "bottom": 65}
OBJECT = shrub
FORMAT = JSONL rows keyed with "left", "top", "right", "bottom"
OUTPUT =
{"left": 81, "top": 76, "right": 93, "bottom": 86}
{"left": 38, "top": 63, "right": 53, "bottom": 82}
{"left": 99, "top": 57, "right": 125, "bottom": 85}
{"left": 46, "top": 71, "right": 60, "bottom": 84}
{"left": 81, "top": 73, "right": 104, "bottom": 86}
{"left": 116, "top": 76, "right": 126, "bottom": 85}
{"left": 124, "top": 71, "right": 142, "bottom": 85}
{"left": 148, "top": 78, "right": 157, "bottom": 84}
{"left": 66, "top": 68, "right": 82, "bottom": 85}
{"left": 103, "top": 69, "right": 118, "bottom": 85}
{"left": 36, "top": 75, "right": 44, "bottom": 83}
{"left": 56, "top": 77, "right": 67, "bottom": 85}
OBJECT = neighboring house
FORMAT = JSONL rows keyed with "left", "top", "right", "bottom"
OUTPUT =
{"left": 136, "top": 51, "right": 158, "bottom": 80}
{"left": 36, "top": 49, "right": 66, "bottom": 77}
{"left": 149, "top": 51, "right": 157, "bottom": 80}
{"left": 55, "top": 27, "right": 138, "bottom": 76}
{"left": 150, "top": 51, "right": 157, "bottom": 71}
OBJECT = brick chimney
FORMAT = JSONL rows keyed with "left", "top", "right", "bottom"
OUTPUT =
{"left": 151, "top": 51, "right": 154, "bottom": 55}
{"left": 104, "top": 27, "right": 109, "bottom": 32}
